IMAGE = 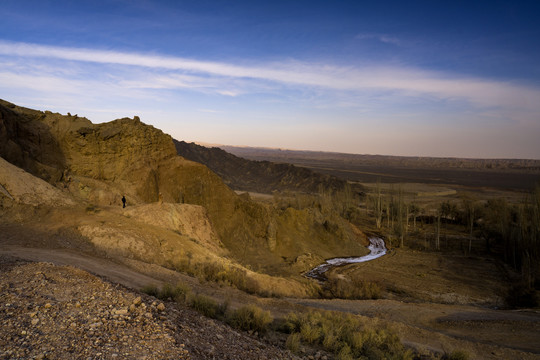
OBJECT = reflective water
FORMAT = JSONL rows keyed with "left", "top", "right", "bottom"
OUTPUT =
{"left": 305, "top": 237, "right": 387, "bottom": 281}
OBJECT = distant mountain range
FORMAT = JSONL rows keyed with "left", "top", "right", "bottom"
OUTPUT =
{"left": 220, "top": 145, "right": 540, "bottom": 172}
{"left": 174, "top": 140, "right": 352, "bottom": 195}
{"left": 218, "top": 145, "right": 540, "bottom": 191}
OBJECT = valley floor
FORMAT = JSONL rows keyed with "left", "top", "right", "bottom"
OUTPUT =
{"left": 2, "top": 242, "right": 540, "bottom": 359}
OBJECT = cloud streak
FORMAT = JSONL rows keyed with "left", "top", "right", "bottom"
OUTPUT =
{"left": 1, "top": 40, "right": 540, "bottom": 114}
{"left": 356, "top": 33, "right": 401, "bottom": 45}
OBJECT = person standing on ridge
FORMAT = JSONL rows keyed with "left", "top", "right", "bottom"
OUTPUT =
{"left": 122, "top": 195, "right": 126, "bottom": 208}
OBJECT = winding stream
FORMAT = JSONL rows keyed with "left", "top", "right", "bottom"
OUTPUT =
{"left": 305, "top": 238, "right": 387, "bottom": 281}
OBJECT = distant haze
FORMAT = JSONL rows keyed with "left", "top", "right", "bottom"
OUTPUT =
{"left": 1, "top": 1, "right": 539, "bottom": 159}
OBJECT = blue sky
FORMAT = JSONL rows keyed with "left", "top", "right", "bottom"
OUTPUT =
{"left": 1, "top": 0, "right": 539, "bottom": 158}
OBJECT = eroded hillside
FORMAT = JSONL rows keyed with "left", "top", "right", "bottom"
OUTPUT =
{"left": 0, "top": 99, "right": 366, "bottom": 281}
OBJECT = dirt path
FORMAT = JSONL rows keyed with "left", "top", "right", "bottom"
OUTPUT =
{"left": 0, "top": 246, "right": 163, "bottom": 290}
{"left": 0, "top": 245, "right": 266, "bottom": 312}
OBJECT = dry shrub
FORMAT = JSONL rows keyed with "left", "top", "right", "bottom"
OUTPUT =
{"left": 324, "top": 274, "right": 382, "bottom": 300}
{"left": 226, "top": 304, "right": 273, "bottom": 334}
{"left": 300, "top": 322, "right": 322, "bottom": 344}
{"left": 172, "top": 259, "right": 266, "bottom": 295}
{"left": 443, "top": 350, "right": 470, "bottom": 360}
{"left": 337, "top": 344, "right": 353, "bottom": 360}
{"left": 141, "top": 283, "right": 159, "bottom": 297}
{"left": 283, "top": 310, "right": 413, "bottom": 360}
{"left": 142, "top": 282, "right": 192, "bottom": 303}
{"left": 159, "top": 282, "right": 191, "bottom": 303}
{"left": 189, "top": 294, "right": 222, "bottom": 319}
{"left": 285, "top": 333, "right": 301, "bottom": 353}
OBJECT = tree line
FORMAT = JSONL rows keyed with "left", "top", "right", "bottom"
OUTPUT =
{"left": 366, "top": 183, "right": 540, "bottom": 304}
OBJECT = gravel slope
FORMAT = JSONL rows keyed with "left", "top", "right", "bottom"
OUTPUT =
{"left": 0, "top": 257, "right": 298, "bottom": 360}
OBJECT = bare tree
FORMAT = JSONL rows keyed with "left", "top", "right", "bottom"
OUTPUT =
{"left": 436, "top": 213, "right": 441, "bottom": 251}
{"left": 409, "top": 203, "right": 420, "bottom": 231}
{"left": 461, "top": 196, "right": 479, "bottom": 254}
{"left": 374, "top": 181, "right": 383, "bottom": 229}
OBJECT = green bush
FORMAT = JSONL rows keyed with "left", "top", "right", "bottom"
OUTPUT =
{"left": 189, "top": 294, "right": 222, "bottom": 319}
{"left": 226, "top": 304, "right": 273, "bottom": 334}
{"left": 159, "top": 282, "right": 192, "bottom": 303}
{"left": 141, "top": 284, "right": 159, "bottom": 297}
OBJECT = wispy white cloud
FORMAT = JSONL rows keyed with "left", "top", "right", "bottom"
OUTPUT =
{"left": 1, "top": 40, "right": 540, "bottom": 132}
{"left": 1, "top": 40, "right": 539, "bottom": 114}
{"left": 356, "top": 33, "right": 401, "bottom": 45}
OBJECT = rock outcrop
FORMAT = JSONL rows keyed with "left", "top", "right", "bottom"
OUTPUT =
{"left": 0, "top": 99, "right": 241, "bottom": 239}
{"left": 0, "top": 156, "right": 74, "bottom": 207}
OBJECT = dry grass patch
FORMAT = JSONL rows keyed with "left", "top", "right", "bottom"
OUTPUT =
{"left": 226, "top": 304, "right": 273, "bottom": 334}
{"left": 323, "top": 274, "right": 382, "bottom": 300}
{"left": 189, "top": 293, "right": 227, "bottom": 319}
{"left": 141, "top": 282, "right": 191, "bottom": 303}
{"left": 170, "top": 256, "right": 313, "bottom": 298}
{"left": 283, "top": 310, "right": 413, "bottom": 360}
{"left": 443, "top": 350, "right": 470, "bottom": 360}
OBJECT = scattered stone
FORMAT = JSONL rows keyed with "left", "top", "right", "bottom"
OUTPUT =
{"left": 0, "top": 260, "right": 299, "bottom": 360}
{"left": 0, "top": 262, "right": 189, "bottom": 359}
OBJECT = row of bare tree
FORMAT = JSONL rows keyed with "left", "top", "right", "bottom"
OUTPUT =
{"left": 367, "top": 183, "right": 540, "bottom": 292}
